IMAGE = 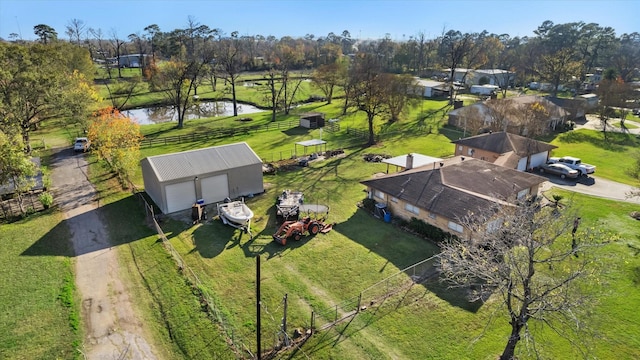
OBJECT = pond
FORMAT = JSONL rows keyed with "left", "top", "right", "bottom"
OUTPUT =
{"left": 123, "top": 101, "right": 264, "bottom": 125}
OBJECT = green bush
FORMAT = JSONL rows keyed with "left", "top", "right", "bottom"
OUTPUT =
{"left": 362, "top": 197, "right": 376, "bottom": 212}
{"left": 38, "top": 192, "right": 54, "bottom": 209}
{"left": 408, "top": 217, "right": 457, "bottom": 243}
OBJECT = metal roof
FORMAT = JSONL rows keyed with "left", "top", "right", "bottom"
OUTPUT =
{"left": 296, "top": 139, "right": 326, "bottom": 147}
{"left": 143, "top": 142, "right": 262, "bottom": 182}
{"left": 382, "top": 153, "right": 443, "bottom": 169}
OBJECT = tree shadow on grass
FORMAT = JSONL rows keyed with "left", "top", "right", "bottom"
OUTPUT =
{"left": 282, "top": 127, "right": 311, "bottom": 137}
{"left": 558, "top": 130, "right": 637, "bottom": 152}
{"left": 336, "top": 207, "right": 483, "bottom": 313}
{"left": 21, "top": 196, "right": 155, "bottom": 257}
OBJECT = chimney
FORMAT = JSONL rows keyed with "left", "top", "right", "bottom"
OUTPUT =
{"left": 405, "top": 153, "right": 414, "bottom": 170}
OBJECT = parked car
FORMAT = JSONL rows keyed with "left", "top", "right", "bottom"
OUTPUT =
{"left": 539, "top": 162, "right": 580, "bottom": 179}
{"left": 73, "top": 137, "right": 90, "bottom": 152}
{"left": 547, "top": 156, "right": 596, "bottom": 175}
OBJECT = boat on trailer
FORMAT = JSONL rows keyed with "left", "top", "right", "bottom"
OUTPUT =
{"left": 276, "top": 190, "right": 304, "bottom": 221}
{"left": 217, "top": 198, "right": 254, "bottom": 237}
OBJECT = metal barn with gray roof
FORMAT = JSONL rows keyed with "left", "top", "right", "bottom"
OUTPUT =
{"left": 141, "top": 142, "right": 264, "bottom": 214}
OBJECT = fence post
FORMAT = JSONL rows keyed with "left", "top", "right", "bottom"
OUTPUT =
{"left": 357, "top": 293, "right": 362, "bottom": 313}
{"left": 311, "top": 311, "right": 315, "bottom": 332}
{"left": 335, "top": 305, "right": 338, "bottom": 322}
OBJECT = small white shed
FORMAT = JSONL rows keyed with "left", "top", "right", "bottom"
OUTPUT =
{"left": 141, "top": 142, "right": 264, "bottom": 214}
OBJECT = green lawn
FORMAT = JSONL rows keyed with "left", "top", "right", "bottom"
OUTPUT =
{"left": 548, "top": 129, "right": 639, "bottom": 186}
{"left": 90, "top": 103, "right": 640, "bottom": 358}
{"left": 611, "top": 120, "right": 639, "bottom": 130}
{"left": 8, "top": 81, "right": 640, "bottom": 359}
{"left": 0, "top": 210, "right": 80, "bottom": 359}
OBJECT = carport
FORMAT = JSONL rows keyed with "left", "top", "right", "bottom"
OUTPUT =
{"left": 295, "top": 139, "right": 327, "bottom": 156}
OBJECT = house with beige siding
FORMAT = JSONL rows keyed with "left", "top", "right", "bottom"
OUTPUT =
{"left": 360, "top": 156, "right": 546, "bottom": 238}
{"left": 452, "top": 132, "right": 557, "bottom": 171}
{"left": 448, "top": 95, "right": 568, "bottom": 136}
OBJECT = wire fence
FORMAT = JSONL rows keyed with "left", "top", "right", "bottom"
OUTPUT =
{"left": 127, "top": 182, "right": 253, "bottom": 359}
{"left": 126, "top": 178, "right": 441, "bottom": 358}
{"left": 310, "top": 255, "right": 439, "bottom": 332}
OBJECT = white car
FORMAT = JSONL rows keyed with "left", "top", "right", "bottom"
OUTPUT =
{"left": 73, "top": 137, "right": 90, "bottom": 152}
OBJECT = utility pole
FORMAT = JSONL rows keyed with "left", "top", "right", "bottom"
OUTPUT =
{"left": 256, "top": 255, "right": 261, "bottom": 360}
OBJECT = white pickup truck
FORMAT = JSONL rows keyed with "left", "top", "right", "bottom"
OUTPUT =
{"left": 547, "top": 156, "right": 596, "bottom": 176}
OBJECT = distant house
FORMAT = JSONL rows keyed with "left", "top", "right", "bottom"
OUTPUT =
{"left": 448, "top": 95, "right": 568, "bottom": 136}
{"left": 116, "top": 54, "right": 151, "bottom": 68}
{"left": 361, "top": 156, "right": 546, "bottom": 238}
{"left": 413, "top": 79, "right": 449, "bottom": 98}
{"left": 546, "top": 97, "right": 588, "bottom": 120}
{"left": 578, "top": 94, "right": 599, "bottom": 110}
{"left": 445, "top": 68, "right": 515, "bottom": 87}
{"left": 471, "top": 69, "right": 515, "bottom": 87}
{"left": 452, "top": 131, "right": 557, "bottom": 171}
{"left": 141, "top": 142, "right": 263, "bottom": 214}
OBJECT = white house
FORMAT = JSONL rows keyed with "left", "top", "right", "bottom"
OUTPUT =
{"left": 141, "top": 142, "right": 264, "bottom": 214}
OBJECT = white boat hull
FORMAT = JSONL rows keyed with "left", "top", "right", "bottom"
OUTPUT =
{"left": 218, "top": 201, "right": 254, "bottom": 226}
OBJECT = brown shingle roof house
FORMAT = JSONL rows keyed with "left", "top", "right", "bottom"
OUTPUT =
{"left": 452, "top": 131, "right": 557, "bottom": 171}
{"left": 361, "top": 156, "right": 546, "bottom": 237}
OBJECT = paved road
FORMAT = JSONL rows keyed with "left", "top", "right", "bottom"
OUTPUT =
{"left": 540, "top": 174, "right": 640, "bottom": 204}
{"left": 575, "top": 114, "right": 640, "bottom": 135}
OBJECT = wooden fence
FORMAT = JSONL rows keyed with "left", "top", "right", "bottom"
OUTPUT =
{"left": 0, "top": 191, "right": 45, "bottom": 220}
{"left": 140, "top": 119, "right": 299, "bottom": 148}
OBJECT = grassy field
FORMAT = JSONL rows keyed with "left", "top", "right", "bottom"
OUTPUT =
{"left": 6, "top": 80, "right": 640, "bottom": 359}
{"left": 0, "top": 209, "right": 81, "bottom": 359}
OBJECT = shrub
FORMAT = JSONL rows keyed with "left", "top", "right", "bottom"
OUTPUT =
{"left": 408, "top": 217, "right": 457, "bottom": 243}
{"left": 38, "top": 192, "right": 54, "bottom": 209}
{"left": 362, "top": 198, "right": 376, "bottom": 212}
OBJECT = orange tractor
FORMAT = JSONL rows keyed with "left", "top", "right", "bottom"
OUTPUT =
{"left": 272, "top": 204, "right": 334, "bottom": 245}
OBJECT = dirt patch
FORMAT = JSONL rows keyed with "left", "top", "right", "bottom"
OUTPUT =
{"left": 50, "top": 148, "right": 158, "bottom": 359}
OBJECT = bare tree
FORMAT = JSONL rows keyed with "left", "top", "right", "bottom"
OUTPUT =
{"left": 128, "top": 32, "right": 147, "bottom": 76}
{"left": 89, "top": 28, "right": 113, "bottom": 79}
{"left": 458, "top": 105, "right": 488, "bottom": 137}
{"left": 349, "top": 53, "right": 389, "bottom": 145}
{"left": 596, "top": 69, "right": 633, "bottom": 140}
{"left": 312, "top": 60, "right": 346, "bottom": 104}
{"left": 110, "top": 30, "right": 125, "bottom": 78}
{"left": 217, "top": 31, "right": 243, "bottom": 116}
{"left": 385, "top": 73, "right": 417, "bottom": 123}
{"left": 65, "top": 18, "right": 86, "bottom": 44}
{"left": 439, "top": 200, "right": 606, "bottom": 360}
{"left": 439, "top": 30, "right": 474, "bottom": 104}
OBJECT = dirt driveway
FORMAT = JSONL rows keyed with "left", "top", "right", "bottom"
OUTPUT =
{"left": 50, "top": 148, "right": 158, "bottom": 359}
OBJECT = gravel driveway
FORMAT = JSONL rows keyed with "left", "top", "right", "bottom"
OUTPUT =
{"left": 50, "top": 148, "right": 158, "bottom": 359}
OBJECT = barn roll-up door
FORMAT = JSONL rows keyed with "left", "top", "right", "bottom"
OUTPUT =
{"left": 165, "top": 181, "right": 196, "bottom": 213}
{"left": 201, "top": 174, "right": 229, "bottom": 205}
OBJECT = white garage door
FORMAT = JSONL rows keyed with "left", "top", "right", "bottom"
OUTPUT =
{"left": 517, "top": 157, "right": 528, "bottom": 171}
{"left": 165, "top": 181, "right": 197, "bottom": 213}
{"left": 201, "top": 174, "right": 229, "bottom": 205}
{"left": 530, "top": 152, "right": 549, "bottom": 169}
